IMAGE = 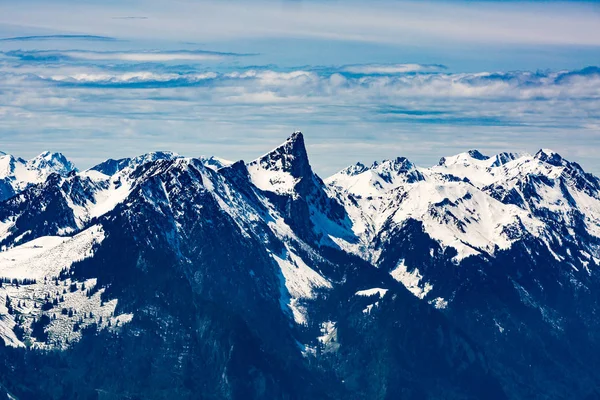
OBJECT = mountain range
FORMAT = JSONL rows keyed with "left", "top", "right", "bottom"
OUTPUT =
{"left": 1, "top": 132, "right": 600, "bottom": 399}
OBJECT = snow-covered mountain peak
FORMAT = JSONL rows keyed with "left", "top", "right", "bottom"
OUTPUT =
{"left": 133, "top": 151, "right": 180, "bottom": 164}
{"left": 89, "top": 151, "right": 181, "bottom": 177}
{"left": 254, "top": 131, "right": 310, "bottom": 175}
{"left": 432, "top": 150, "right": 538, "bottom": 187}
{"left": 247, "top": 132, "right": 313, "bottom": 195}
{"left": 326, "top": 156, "right": 423, "bottom": 198}
{"left": 0, "top": 152, "right": 22, "bottom": 171}
{"left": 490, "top": 152, "right": 524, "bottom": 167}
{"left": 26, "top": 151, "right": 77, "bottom": 176}
{"left": 371, "top": 157, "right": 416, "bottom": 176}
{"left": 325, "top": 145, "right": 600, "bottom": 264}
{"left": 337, "top": 162, "right": 369, "bottom": 177}
{"left": 367, "top": 157, "right": 407, "bottom": 170}
{"left": 200, "top": 155, "right": 233, "bottom": 171}
{"left": 438, "top": 150, "right": 492, "bottom": 168}
{"left": 0, "top": 151, "right": 78, "bottom": 202}
{"left": 534, "top": 148, "right": 564, "bottom": 167}
{"left": 468, "top": 149, "right": 489, "bottom": 160}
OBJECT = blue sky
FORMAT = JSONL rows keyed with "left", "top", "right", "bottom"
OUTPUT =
{"left": 0, "top": 0, "right": 599, "bottom": 176}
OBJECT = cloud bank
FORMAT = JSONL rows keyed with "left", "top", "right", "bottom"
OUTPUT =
{"left": 0, "top": 56, "right": 598, "bottom": 176}
{"left": 3, "top": 49, "right": 251, "bottom": 63}
{"left": 341, "top": 64, "right": 447, "bottom": 74}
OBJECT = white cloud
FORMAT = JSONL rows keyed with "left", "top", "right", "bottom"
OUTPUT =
{"left": 342, "top": 64, "right": 445, "bottom": 74}
{"left": 0, "top": 58, "right": 598, "bottom": 176}
{"left": 61, "top": 51, "right": 227, "bottom": 62}
{"left": 47, "top": 71, "right": 218, "bottom": 83}
{"left": 3, "top": 49, "right": 244, "bottom": 62}
{"left": 23, "top": 67, "right": 599, "bottom": 102}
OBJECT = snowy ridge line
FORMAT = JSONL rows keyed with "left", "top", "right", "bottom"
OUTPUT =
{"left": 326, "top": 146, "right": 600, "bottom": 262}
{"left": 2, "top": 132, "right": 600, "bottom": 337}
{"left": 2, "top": 140, "right": 599, "bottom": 266}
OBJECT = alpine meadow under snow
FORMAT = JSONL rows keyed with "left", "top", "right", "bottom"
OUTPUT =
{"left": 2, "top": 132, "right": 600, "bottom": 398}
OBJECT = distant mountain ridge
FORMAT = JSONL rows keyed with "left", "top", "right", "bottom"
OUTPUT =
{"left": 0, "top": 151, "right": 76, "bottom": 202}
{"left": 1, "top": 133, "right": 600, "bottom": 399}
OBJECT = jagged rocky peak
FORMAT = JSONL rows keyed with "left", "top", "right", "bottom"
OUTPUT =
{"left": 372, "top": 156, "right": 415, "bottom": 173}
{"left": 467, "top": 149, "right": 490, "bottom": 161}
{"left": 246, "top": 131, "right": 316, "bottom": 195}
{"left": 200, "top": 155, "right": 233, "bottom": 171}
{"left": 490, "top": 152, "right": 522, "bottom": 167}
{"left": 250, "top": 131, "right": 311, "bottom": 178}
{"left": 326, "top": 155, "right": 423, "bottom": 197}
{"left": 534, "top": 148, "right": 565, "bottom": 167}
{"left": 338, "top": 162, "right": 369, "bottom": 176}
{"left": 128, "top": 151, "right": 181, "bottom": 171}
{"left": 90, "top": 151, "right": 181, "bottom": 176}
{"left": 338, "top": 157, "right": 415, "bottom": 177}
{"left": 89, "top": 158, "right": 131, "bottom": 176}
{"left": 26, "top": 151, "right": 77, "bottom": 175}
{"left": 134, "top": 151, "right": 179, "bottom": 163}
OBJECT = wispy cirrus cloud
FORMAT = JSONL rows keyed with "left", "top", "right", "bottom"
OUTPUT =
{"left": 3, "top": 49, "right": 254, "bottom": 63}
{"left": 0, "top": 34, "right": 117, "bottom": 42}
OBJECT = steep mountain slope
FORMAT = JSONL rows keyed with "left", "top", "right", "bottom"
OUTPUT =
{"left": 1, "top": 134, "right": 599, "bottom": 399}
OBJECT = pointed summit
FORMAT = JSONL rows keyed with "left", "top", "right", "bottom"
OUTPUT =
{"left": 252, "top": 131, "right": 311, "bottom": 178}
{"left": 490, "top": 152, "right": 522, "bottom": 167}
{"left": 535, "top": 148, "right": 564, "bottom": 166}
{"left": 372, "top": 157, "right": 415, "bottom": 173}
{"left": 338, "top": 162, "right": 369, "bottom": 177}
{"left": 247, "top": 132, "right": 313, "bottom": 195}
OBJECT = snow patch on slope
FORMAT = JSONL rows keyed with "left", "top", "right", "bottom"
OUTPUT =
{"left": 272, "top": 249, "right": 331, "bottom": 325}
{"left": 247, "top": 163, "right": 298, "bottom": 195}
{"left": 0, "top": 226, "right": 104, "bottom": 280}
{"left": 355, "top": 288, "right": 388, "bottom": 297}
{"left": 390, "top": 260, "right": 433, "bottom": 299}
